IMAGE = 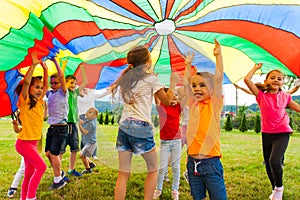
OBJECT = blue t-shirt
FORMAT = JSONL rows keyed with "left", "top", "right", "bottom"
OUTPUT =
{"left": 82, "top": 118, "right": 97, "bottom": 144}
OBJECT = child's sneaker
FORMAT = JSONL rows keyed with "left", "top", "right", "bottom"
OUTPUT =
{"left": 92, "top": 156, "right": 98, "bottom": 160}
{"left": 7, "top": 188, "right": 17, "bottom": 198}
{"left": 164, "top": 173, "right": 170, "bottom": 182}
{"left": 61, "top": 171, "right": 70, "bottom": 182}
{"left": 82, "top": 168, "right": 92, "bottom": 174}
{"left": 171, "top": 190, "right": 179, "bottom": 200}
{"left": 183, "top": 170, "right": 189, "bottom": 183}
{"left": 272, "top": 186, "right": 283, "bottom": 200}
{"left": 89, "top": 162, "right": 96, "bottom": 169}
{"left": 153, "top": 189, "right": 162, "bottom": 199}
{"left": 68, "top": 169, "right": 82, "bottom": 176}
{"left": 48, "top": 179, "right": 66, "bottom": 190}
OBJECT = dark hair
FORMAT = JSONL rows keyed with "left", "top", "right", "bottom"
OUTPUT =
{"left": 113, "top": 45, "right": 151, "bottom": 104}
{"left": 15, "top": 76, "right": 42, "bottom": 109}
{"left": 65, "top": 75, "right": 76, "bottom": 83}
{"left": 255, "top": 69, "right": 283, "bottom": 92}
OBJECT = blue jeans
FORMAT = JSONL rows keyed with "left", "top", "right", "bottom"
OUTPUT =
{"left": 156, "top": 139, "right": 181, "bottom": 191}
{"left": 187, "top": 156, "right": 227, "bottom": 200}
{"left": 116, "top": 119, "right": 155, "bottom": 155}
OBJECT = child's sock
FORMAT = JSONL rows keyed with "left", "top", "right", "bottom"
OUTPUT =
{"left": 54, "top": 176, "right": 62, "bottom": 183}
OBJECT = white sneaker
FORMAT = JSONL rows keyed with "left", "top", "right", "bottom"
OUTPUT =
{"left": 171, "top": 190, "right": 179, "bottom": 200}
{"left": 92, "top": 156, "right": 98, "bottom": 160}
{"left": 272, "top": 186, "right": 283, "bottom": 200}
{"left": 153, "top": 189, "right": 162, "bottom": 199}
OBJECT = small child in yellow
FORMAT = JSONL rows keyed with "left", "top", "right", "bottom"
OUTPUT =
{"left": 79, "top": 107, "right": 99, "bottom": 174}
{"left": 183, "top": 39, "right": 227, "bottom": 200}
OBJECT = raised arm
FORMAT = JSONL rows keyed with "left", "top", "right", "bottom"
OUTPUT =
{"left": 287, "top": 79, "right": 300, "bottom": 94}
{"left": 244, "top": 63, "right": 262, "bottom": 96}
{"left": 78, "top": 65, "right": 88, "bottom": 93}
{"left": 40, "top": 62, "right": 49, "bottom": 97}
{"left": 213, "top": 39, "right": 223, "bottom": 98}
{"left": 183, "top": 51, "right": 194, "bottom": 99}
{"left": 53, "top": 57, "right": 67, "bottom": 93}
{"left": 21, "top": 52, "right": 41, "bottom": 99}
{"left": 234, "top": 84, "right": 253, "bottom": 95}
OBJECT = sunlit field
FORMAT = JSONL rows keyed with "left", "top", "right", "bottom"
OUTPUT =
{"left": 0, "top": 119, "right": 299, "bottom": 199}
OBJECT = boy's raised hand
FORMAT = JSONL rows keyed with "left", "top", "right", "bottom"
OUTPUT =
{"left": 213, "top": 39, "right": 221, "bottom": 56}
{"left": 184, "top": 51, "right": 194, "bottom": 66}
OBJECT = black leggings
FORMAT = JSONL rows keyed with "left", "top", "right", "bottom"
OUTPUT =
{"left": 262, "top": 133, "right": 290, "bottom": 189}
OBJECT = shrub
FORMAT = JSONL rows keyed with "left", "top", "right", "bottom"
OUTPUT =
{"left": 239, "top": 113, "right": 248, "bottom": 132}
{"left": 254, "top": 114, "right": 261, "bottom": 133}
{"left": 98, "top": 113, "right": 103, "bottom": 125}
{"left": 224, "top": 114, "right": 233, "bottom": 131}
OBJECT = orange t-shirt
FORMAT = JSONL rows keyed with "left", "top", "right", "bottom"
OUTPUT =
{"left": 17, "top": 95, "right": 44, "bottom": 140}
{"left": 186, "top": 95, "right": 223, "bottom": 157}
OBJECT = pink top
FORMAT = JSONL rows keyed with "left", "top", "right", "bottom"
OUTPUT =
{"left": 257, "top": 90, "right": 292, "bottom": 134}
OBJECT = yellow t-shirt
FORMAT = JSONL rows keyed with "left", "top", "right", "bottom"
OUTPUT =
{"left": 186, "top": 95, "right": 223, "bottom": 157}
{"left": 17, "top": 95, "right": 44, "bottom": 140}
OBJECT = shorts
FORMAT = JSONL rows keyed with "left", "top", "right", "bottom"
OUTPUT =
{"left": 187, "top": 156, "right": 227, "bottom": 200}
{"left": 45, "top": 124, "right": 68, "bottom": 156}
{"left": 116, "top": 119, "right": 155, "bottom": 155}
{"left": 81, "top": 143, "right": 97, "bottom": 157}
{"left": 60, "top": 122, "right": 80, "bottom": 154}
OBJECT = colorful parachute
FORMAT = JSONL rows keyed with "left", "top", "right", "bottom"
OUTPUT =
{"left": 1, "top": 0, "right": 300, "bottom": 117}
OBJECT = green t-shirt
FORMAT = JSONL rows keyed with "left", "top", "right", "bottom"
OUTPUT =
{"left": 68, "top": 88, "right": 80, "bottom": 123}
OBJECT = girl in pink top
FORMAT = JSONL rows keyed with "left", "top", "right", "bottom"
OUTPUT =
{"left": 15, "top": 52, "right": 48, "bottom": 200}
{"left": 244, "top": 63, "right": 300, "bottom": 200}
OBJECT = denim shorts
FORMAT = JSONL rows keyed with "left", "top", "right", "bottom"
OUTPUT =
{"left": 187, "top": 156, "right": 227, "bottom": 200}
{"left": 60, "top": 122, "right": 80, "bottom": 153}
{"left": 45, "top": 124, "right": 68, "bottom": 156}
{"left": 116, "top": 119, "right": 155, "bottom": 155}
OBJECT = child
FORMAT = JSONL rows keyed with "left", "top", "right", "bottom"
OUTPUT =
{"left": 244, "top": 63, "right": 300, "bottom": 200}
{"left": 78, "top": 107, "right": 99, "bottom": 174}
{"left": 61, "top": 65, "right": 87, "bottom": 177}
{"left": 153, "top": 82, "right": 185, "bottom": 200}
{"left": 45, "top": 58, "right": 69, "bottom": 190}
{"left": 183, "top": 39, "right": 227, "bottom": 200}
{"left": 15, "top": 52, "right": 48, "bottom": 200}
{"left": 78, "top": 87, "right": 111, "bottom": 161}
{"left": 7, "top": 111, "right": 24, "bottom": 198}
{"left": 112, "top": 45, "right": 177, "bottom": 200}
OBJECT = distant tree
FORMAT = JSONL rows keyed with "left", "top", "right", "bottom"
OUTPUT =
{"left": 153, "top": 114, "right": 159, "bottom": 127}
{"left": 104, "top": 109, "right": 109, "bottom": 125}
{"left": 98, "top": 113, "right": 103, "bottom": 125}
{"left": 224, "top": 114, "right": 233, "bottom": 131}
{"left": 239, "top": 113, "right": 247, "bottom": 132}
{"left": 111, "top": 115, "right": 115, "bottom": 125}
{"left": 254, "top": 114, "right": 261, "bottom": 133}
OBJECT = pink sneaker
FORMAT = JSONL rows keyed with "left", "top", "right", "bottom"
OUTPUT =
{"left": 272, "top": 186, "right": 283, "bottom": 200}
{"left": 171, "top": 190, "right": 179, "bottom": 200}
{"left": 153, "top": 189, "right": 162, "bottom": 199}
{"left": 269, "top": 190, "right": 274, "bottom": 200}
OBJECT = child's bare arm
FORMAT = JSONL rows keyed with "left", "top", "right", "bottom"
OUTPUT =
{"left": 183, "top": 52, "right": 194, "bottom": 100}
{"left": 12, "top": 120, "right": 22, "bottom": 133}
{"left": 79, "top": 120, "right": 89, "bottom": 135}
{"left": 213, "top": 39, "right": 223, "bottom": 98}
{"left": 78, "top": 65, "right": 88, "bottom": 94}
{"left": 244, "top": 63, "right": 262, "bottom": 96}
{"left": 53, "top": 57, "right": 67, "bottom": 93}
{"left": 40, "top": 62, "right": 49, "bottom": 97}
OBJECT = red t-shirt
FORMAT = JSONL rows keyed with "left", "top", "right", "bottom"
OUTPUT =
{"left": 157, "top": 103, "right": 181, "bottom": 140}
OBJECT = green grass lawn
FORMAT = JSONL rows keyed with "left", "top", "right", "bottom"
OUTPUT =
{"left": 0, "top": 119, "right": 299, "bottom": 199}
